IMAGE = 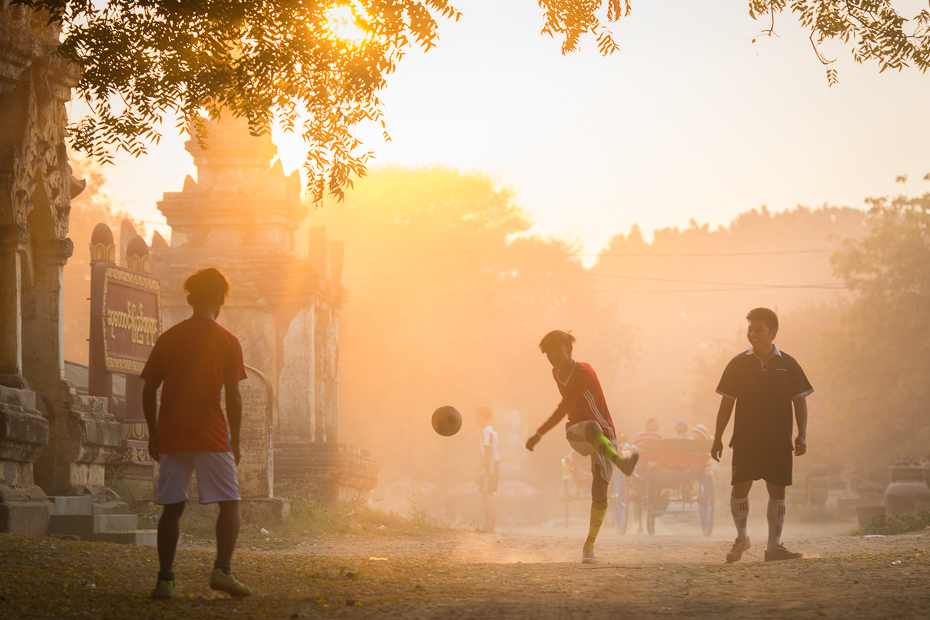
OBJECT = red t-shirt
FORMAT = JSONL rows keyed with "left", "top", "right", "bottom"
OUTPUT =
{"left": 537, "top": 361, "right": 617, "bottom": 440}
{"left": 140, "top": 319, "right": 247, "bottom": 453}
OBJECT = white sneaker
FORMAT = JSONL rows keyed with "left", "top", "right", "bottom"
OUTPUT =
{"left": 726, "top": 538, "right": 751, "bottom": 563}
{"left": 582, "top": 548, "right": 598, "bottom": 564}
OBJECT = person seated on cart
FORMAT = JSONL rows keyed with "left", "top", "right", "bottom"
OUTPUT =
{"left": 526, "top": 330, "right": 639, "bottom": 564}
{"left": 633, "top": 418, "right": 663, "bottom": 446}
{"left": 691, "top": 423, "right": 709, "bottom": 440}
{"left": 711, "top": 307, "right": 812, "bottom": 563}
{"left": 672, "top": 420, "right": 692, "bottom": 439}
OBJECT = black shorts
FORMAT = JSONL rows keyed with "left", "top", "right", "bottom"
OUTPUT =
{"left": 731, "top": 448, "right": 793, "bottom": 486}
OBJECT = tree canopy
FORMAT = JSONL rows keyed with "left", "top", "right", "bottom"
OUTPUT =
{"left": 819, "top": 191, "right": 930, "bottom": 467}
{"left": 17, "top": 1, "right": 930, "bottom": 200}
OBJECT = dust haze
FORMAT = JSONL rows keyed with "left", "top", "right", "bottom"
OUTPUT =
{"left": 64, "top": 162, "right": 928, "bottom": 525}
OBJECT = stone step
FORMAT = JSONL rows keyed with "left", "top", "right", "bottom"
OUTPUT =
{"left": 89, "top": 530, "right": 157, "bottom": 546}
{"left": 49, "top": 514, "right": 138, "bottom": 538}
{"left": 47, "top": 495, "right": 93, "bottom": 515}
{"left": 92, "top": 501, "right": 130, "bottom": 515}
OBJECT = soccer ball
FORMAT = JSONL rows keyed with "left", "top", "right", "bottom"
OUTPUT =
{"left": 431, "top": 405, "right": 462, "bottom": 437}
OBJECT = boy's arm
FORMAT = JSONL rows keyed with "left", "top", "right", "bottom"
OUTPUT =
{"left": 793, "top": 396, "right": 808, "bottom": 456}
{"left": 710, "top": 396, "right": 735, "bottom": 462}
{"left": 142, "top": 383, "right": 160, "bottom": 463}
{"left": 225, "top": 381, "right": 243, "bottom": 465}
{"left": 527, "top": 370, "right": 591, "bottom": 451}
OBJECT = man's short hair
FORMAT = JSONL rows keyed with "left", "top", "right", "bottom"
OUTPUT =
{"left": 184, "top": 268, "right": 231, "bottom": 305}
{"left": 538, "top": 330, "right": 576, "bottom": 354}
{"left": 746, "top": 307, "right": 778, "bottom": 332}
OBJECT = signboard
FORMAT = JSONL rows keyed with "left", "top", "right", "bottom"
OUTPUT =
{"left": 90, "top": 263, "right": 162, "bottom": 375}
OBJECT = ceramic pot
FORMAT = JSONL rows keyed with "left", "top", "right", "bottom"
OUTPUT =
{"left": 885, "top": 466, "right": 930, "bottom": 514}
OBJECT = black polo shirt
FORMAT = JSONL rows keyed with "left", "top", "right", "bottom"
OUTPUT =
{"left": 715, "top": 346, "right": 813, "bottom": 453}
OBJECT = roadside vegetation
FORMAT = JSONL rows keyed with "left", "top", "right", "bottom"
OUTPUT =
{"left": 113, "top": 478, "right": 448, "bottom": 549}
{"left": 855, "top": 507, "right": 930, "bottom": 536}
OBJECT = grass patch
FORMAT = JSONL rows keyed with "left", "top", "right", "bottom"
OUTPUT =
{"left": 127, "top": 492, "right": 450, "bottom": 548}
{"left": 181, "top": 497, "right": 448, "bottom": 549}
{"left": 854, "top": 508, "right": 930, "bottom": 536}
{"left": 112, "top": 476, "right": 450, "bottom": 546}
{"left": 109, "top": 471, "right": 154, "bottom": 505}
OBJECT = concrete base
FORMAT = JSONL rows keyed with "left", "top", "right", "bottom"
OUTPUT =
{"left": 49, "top": 513, "right": 137, "bottom": 537}
{"left": 93, "top": 530, "right": 156, "bottom": 546}
{"left": 240, "top": 497, "right": 290, "bottom": 524}
{"left": 48, "top": 496, "right": 129, "bottom": 515}
{"left": 47, "top": 495, "right": 93, "bottom": 515}
{"left": 0, "top": 385, "right": 51, "bottom": 536}
{"left": 92, "top": 500, "right": 130, "bottom": 515}
{"left": 0, "top": 484, "right": 50, "bottom": 537}
{"left": 46, "top": 496, "right": 154, "bottom": 545}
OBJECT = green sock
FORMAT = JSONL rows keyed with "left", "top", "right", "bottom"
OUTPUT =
{"left": 157, "top": 570, "right": 175, "bottom": 582}
{"left": 214, "top": 560, "right": 232, "bottom": 575}
{"left": 589, "top": 431, "right": 624, "bottom": 468}
{"left": 584, "top": 499, "right": 609, "bottom": 551}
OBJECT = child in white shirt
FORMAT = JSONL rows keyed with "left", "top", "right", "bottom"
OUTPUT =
{"left": 474, "top": 406, "right": 500, "bottom": 532}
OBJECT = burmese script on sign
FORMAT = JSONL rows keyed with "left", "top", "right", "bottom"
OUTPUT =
{"left": 107, "top": 300, "right": 158, "bottom": 345}
{"left": 90, "top": 263, "right": 162, "bottom": 375}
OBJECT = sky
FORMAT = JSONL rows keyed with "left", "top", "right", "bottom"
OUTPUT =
{"left": 99, "top": 1, "right": 930, "bottom": 253}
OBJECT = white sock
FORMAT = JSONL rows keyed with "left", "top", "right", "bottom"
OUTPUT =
{"left": 730, "top": 496, "right": 750, "bottom": 541}
{"left": 767, "top": 499, "right": 787, "bottom": 551}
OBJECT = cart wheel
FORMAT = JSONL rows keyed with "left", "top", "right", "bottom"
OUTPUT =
{"left": 613, "top": 474, "right": 628, "bottom": 535}
{"left": 647, "top": 515, "right": 655, "bottom": 535}
{"left": 699, "top": 471, "right": 715, "bottom": 537}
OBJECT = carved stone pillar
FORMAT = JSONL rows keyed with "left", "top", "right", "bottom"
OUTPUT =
{"left": 27, "top": 237, "right": 121, "bottom": 498}
{"left": 314, "top": 308, "right": 328, "bottom": 442}
{"left": 279, "top": 306, "right": 315, "bottom": 443}
{"left": 0, "top": 225, "right": 27, "bottom": 386}
{"left": 0, "top": 222, "right": 51, "bottom": 534}
{"left": 314, "top": 306, "right": 339, "bottom": 442}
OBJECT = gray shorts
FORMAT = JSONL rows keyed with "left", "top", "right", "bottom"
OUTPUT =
{"left": 566, "top": 421, "right": 615, "bottom": 484}
{"left": 156, "top": 451, "right": 240, "bottom": 505}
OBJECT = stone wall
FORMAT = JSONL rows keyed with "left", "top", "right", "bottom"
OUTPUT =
{"left": 0, "top": 5, "right": 121, "bottom": 533}
{"left": 220, "top": 366, "right": 274, "bottom": 499}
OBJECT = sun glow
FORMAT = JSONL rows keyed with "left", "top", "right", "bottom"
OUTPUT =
{"left": 325, "top": 4, "right": 369, "bottom": 45}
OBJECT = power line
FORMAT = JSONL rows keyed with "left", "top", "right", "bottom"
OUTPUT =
{"left": 133, "top": 225, "right": 850, "bottom": 257}
{"left": 584, "top": 272, "right": 845, "bottom": 289}
{"left": 339, "top": 239, "right": 843, "bottom": 258}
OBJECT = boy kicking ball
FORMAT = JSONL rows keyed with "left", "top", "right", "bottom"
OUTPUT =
{"left": 711, "top": 307, "right": 813, "bottom": 563}
{"left": 526, "top": 330, "right": 639, "bottom": 564}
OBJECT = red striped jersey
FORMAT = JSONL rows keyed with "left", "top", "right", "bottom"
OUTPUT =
{"left": 537, "top": 361, "right": 616, "bottom": 440}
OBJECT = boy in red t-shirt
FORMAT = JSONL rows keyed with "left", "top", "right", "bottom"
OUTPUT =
{"left": 526, "top": 330, "right": 639, "bottom": 564}
{"left": 141, "top": 268, "right": 251, "bottom": 599}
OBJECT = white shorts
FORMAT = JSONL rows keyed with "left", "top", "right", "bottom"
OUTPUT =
{"left": 566, "top": 422, "right": 616, "bottom": 484}
{"left": 156, "top": 451, "right": 240, "bottom": 505}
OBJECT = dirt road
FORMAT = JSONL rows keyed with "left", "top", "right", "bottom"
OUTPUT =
{"left": 2, "top": 519, "right": 928, "bottom": 619}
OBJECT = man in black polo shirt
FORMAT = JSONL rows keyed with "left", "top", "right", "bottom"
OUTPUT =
{"left": 711, "top": 307, "right": 813, "bottom": 563}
